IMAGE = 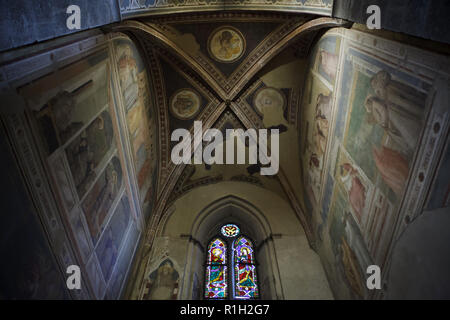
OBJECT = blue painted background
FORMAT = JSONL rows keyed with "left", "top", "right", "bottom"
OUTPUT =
{"left": 0, "top": 0, "right": 121, "bottom": 52}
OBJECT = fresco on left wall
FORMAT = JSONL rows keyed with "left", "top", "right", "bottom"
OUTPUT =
{"left": 5, "top": 34, "right": 157, "bottom": 299}
{"left": 19, "top": 47, "right": 134, "bottom": 299}
{"left": 114, "top": 38, "right": 158, "bottom": 220}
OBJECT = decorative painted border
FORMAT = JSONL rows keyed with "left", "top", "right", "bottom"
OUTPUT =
{"left": 111, "top": 17, "right": 347, "bottom": 101}
{"left": 120, "top": 0, "right": 333, "bottom": 18}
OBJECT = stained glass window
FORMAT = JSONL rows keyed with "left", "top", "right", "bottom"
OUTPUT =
{"left": 234, "top": 237, "right": 255, "bottom": 263}
{"left": 233, "top": 236, "right": 258, "bottom": 299}
{"left": 205, "top": 227, "right": 259, "bottom": 299}
{"left": 221, "top": 224, "right": 240, "bottom": 237}
{"left": 207, "top": 238, "right": 227, "bottom": 264}
{"left": 205, "top": 238, "right": 227, "bottom": 299}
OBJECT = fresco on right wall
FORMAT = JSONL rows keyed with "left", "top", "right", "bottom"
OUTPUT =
{"left": 300, "top": 27, "right": 450, "bottom": 299}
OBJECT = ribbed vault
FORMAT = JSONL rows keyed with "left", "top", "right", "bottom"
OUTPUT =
{"left": 108, "top": 12, "right": 348, "bottom": 254}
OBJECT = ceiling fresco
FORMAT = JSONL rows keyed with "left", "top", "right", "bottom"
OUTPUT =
{"left": 142, "top": 12, "right": 311, "bottom": 99}
{"left": 111, "top": 11, "right": 346, "bottom": 243}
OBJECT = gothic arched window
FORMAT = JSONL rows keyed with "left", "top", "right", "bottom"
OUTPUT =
{"left": 233, "top": 236, "right": 259, "bottom": 299}
{"left": 205, "top": 238, "right": 227, "bottom": 299}
{"left": 204, "top": 225, "right": 259, "bottom": 299}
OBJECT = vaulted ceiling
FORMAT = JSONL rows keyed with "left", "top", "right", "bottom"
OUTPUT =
{"left": 110, "top": 11, "right": 347, "bottom": 244}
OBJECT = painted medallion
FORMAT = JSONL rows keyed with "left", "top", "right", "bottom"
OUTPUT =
{"left": 208, "top": 26, "right": 246, "bottom": 63}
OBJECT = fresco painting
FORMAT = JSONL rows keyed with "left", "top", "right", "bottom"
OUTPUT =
{"left": 253, "top": 87, "right": 286, "bottom": 118}
{"left": 311, "top": 35, "right": 340, "bottom": 85}
{"left": 208, "top": 26, "right": 246, "bottom": 63}
{"left": 65, "top": 110, "right": 115, "bottom": 199}
{"left": 95, "top": 194, "right": 131, "bottom": 282}
{"left": 334, "top": 147, "right": 373, "bottom": 228}
{"left": 6, "top": 35, "right": 151, "bottom": 299}
{"left": 68, "top": 207, "right": 92, "bottom": 264}
{"left": 27, "top": 51, "right": 110, "bottom": 155}
{"left": 170, "top": 89, "right": 201, "bottom": 120}
{"left": 328, "top": 187, "right": 369, "bottom": 299}
{"left": 105, "top": 221, "right": 140, "bottom": 299}
{"left": 3, "top": 3, "right": 449, "bottom": 301}
{"left": 329, "top": 45, "right": 429, "bottom": 273}
{"left": 116, "top": 43, "right": 140, "bottom": 111}
{"left": 114, "top": 39, "right": 158, "bottom": 211}
{"left": 343, "top": 66, "right": 426, "bottom": 202}
{"left": 48, "top": 154, "right": 76, "bottom": 211}
{"left": 310, "top": 29, "right": 434, "bottom": 298}
{"left": 300, "top": 35, "right": 340, "bottom": 212}
{"left": 85, "top": 255, "right": 106, "bottom": 299}
{"left": 82, "top": 156, "right": 123, "bottom": 244}
{"left": 147, "top": 259, "right": 179, "bottom": 300}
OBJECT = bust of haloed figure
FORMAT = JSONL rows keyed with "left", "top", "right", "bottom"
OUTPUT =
{"left": 147, "top": 259, "right": 179, "bottom": 300}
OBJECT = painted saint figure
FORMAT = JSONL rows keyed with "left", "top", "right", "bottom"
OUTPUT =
{"left": 49, "top": 90, "right": 83, "bottom": 144}
{"left": 363, "top": 70, "right": 424, "bottom": 197}
{"left": 209, "top": 27, "right": 245, "bottom": 63}
{"left": 342, "top": 212, "right": 373, "bottom": 273}
{"left": 173, "top": 93, "right": 196, "bottom": 117}
{"left": 340, "top": 163, "right": 366, "bottom": 224}
{"left": 217, "top": 30, "right": 241, "bottom": 60}
{"left": 339, "top": 237, "right": 364, "bottom": 298}
{"left": 92, "top": 164, "right": 119, "bottom": 231}
{"left": 117, "top": 45, "right": 139, "bottom": 110}
{"left": 370, "top": 70, "right": 426, "bottom": 117}
{"left": 66, "top": 130, "right": 95, "bottom": 196}
{"left": 365, "top": 95, "right": 421, "bottom": 156}
{"left": 372, "top": 145, "right": 409, "bottom": 197}
{"left": 148, "top": 260, "right": 179, "bottom": 300}
{"left": 307, "top": 150, "right": 322, "bottom": 203}
{"left": 313, "top": 93, "right": 331, "bottom": 157}
{"left": 316, "top": 93, "right": 332, "bottom": 120}
{"left": 319, "top": 50, "right": 338, "bottom": 82}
